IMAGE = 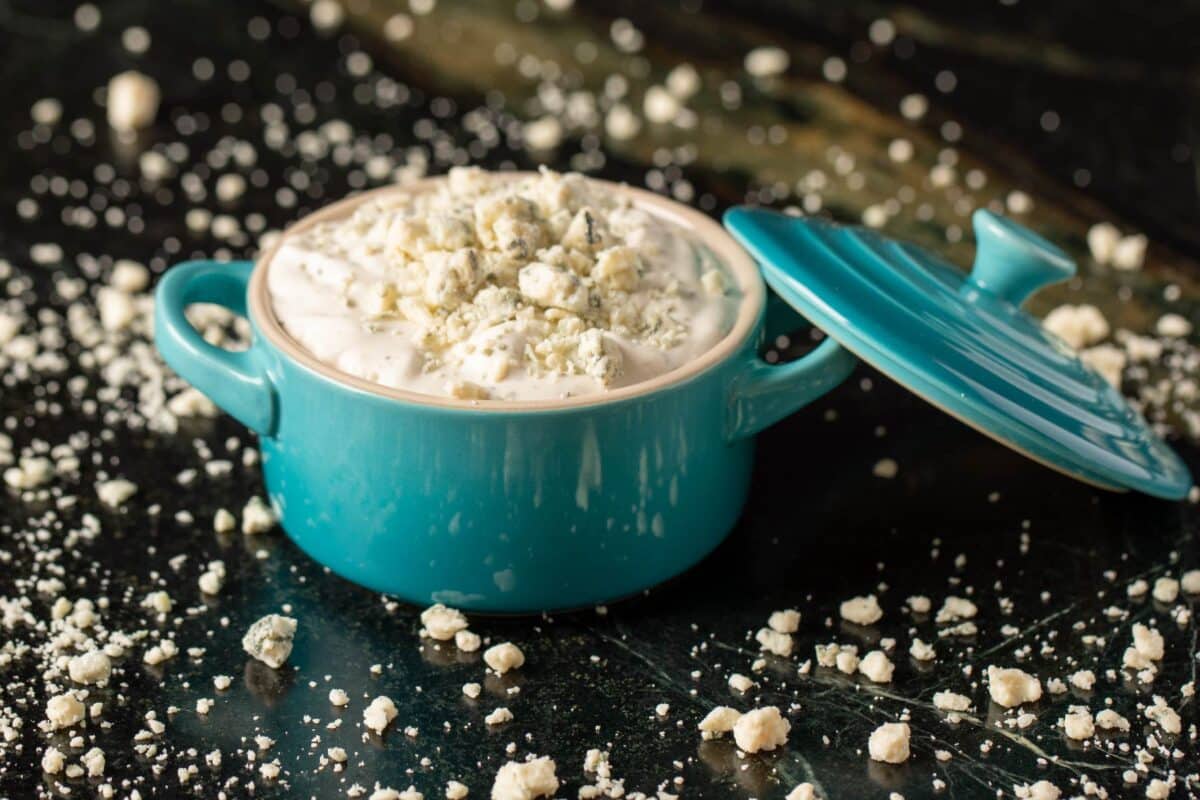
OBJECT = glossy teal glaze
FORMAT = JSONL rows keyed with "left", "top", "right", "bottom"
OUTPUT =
{"left": 724, "top": 206, "right": 1193, "bottom": 500}
{"left": 155, "top": 260, "right": 855, "bottom": 611}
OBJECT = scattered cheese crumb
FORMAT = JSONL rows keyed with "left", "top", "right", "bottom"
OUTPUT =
{"left": 872, "top": 458, "right": 898, "bottom": 479}
{"left": 698, "top": 706, "right": 740, "bottom": 740}
{"left": 732, "top": 706, "right": 790, "bottom": 753}
{"left": 455, "top": 629, "right": 482, "bottom": 652}
{"left": 728, "top": 673, "right": 754, "bottom": 693}
{"left": 1094, "top": 709, "right": 1130, "bottom": 731}
{"left": 755, "top": 627, "right": 793, "bottom": 657}
{"left": 485, "top": 707, "right": 513, "bottom": 726}
{"left": 867, "top": 722, "right": 910, "bottom": 763}
{"left": 858, "top": 650, "right": 894, "bottom": 683}
{"left": 96, "top": 478, "right": 137, "bottom": 507}
{"left": 68, "top": 650, "right": 112, "bottom": 685}
{"left": 106, "top": 71, "right": 160, "bottom": 132}
{"left": 483, "top": 642, "right": 525, "bottom": 675}
{"left": 1068, "top": 669, "right": 1096, "bottom": 691}
{"left": 839, "top": 594, "right": 883, "bottom": 626}
{"left": 768, "top": 608, "right": 800, "bottom": 633}
{"left": 41, "top": 747, "right": 66, "bottom": 774}
{"left": 1061, "top": 706, "right": 1094, "bottom": 740}
{"left": 744, "top": 46, "right": 789, "bottom": 78}
{"left": 363, "top": 695, "right": 398, "bottom": 735}
{"left": 46, "top": 692, "right": 85, "bottom": 730}
{"left": 421, "top": 603, "right": 469, "bottom": 640}
{"left": 933, "top": 691, "right": 971, "bottom": 712}
{"left": 987, "top": 666, "right": 1042, "bottom": 707}
{"left": 910, "top": 638, "right": 936, "bottom": 661}
{"left": 491, "top": 756, "right": 559, "bottom": 800}
{"left": 1043, "top": 304, "right": 1109, "bottom": 350}
{"left": 1014, "top": 781, "right": 1061, "bottom": 800}
{"left": 241, "top": 495, "right": 276, "bottom": 534}
{"left": 241, "top": 614, "right": 297, "bottom": 669}
{"left": 786, "top": 784, "right": 817, "bottom": 800}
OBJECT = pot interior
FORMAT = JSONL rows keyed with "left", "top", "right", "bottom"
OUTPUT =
{"left": 247, "top": 173, "right": 767, "bottom": 411}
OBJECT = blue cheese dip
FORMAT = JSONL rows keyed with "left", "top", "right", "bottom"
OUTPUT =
{"left": 267, "top": 168, "right": 740, "bottom": 401}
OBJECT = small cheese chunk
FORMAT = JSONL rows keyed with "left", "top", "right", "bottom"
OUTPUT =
{"left": 96, "top": 478, "right": 137, "bottom": 507}
{"left": 1014, "top": 781, "right": 1061, "bottom": 800}
{"left": 909, "top": 638, "right": 936, "bottom": 661}
{"left": 987, "top": 666, "right": 1042, "bottom": 707}
{"left": 1061, "top": 706, "right": 1094, "bottom": 740}
{"left": 767, "top": 609, "right": 800, "bottom": 633}
{"left": 933, "top": 691, "right": 971, "bottom": 712}
{"left": 858, "top": 651, "right": 894, "bottom": 683}
{"left": 1132, "top": 623, "right": 1164, "bottom": 661}
{"left": 1068, "top": 670, "right": 1096, "bottom": 691}
{"left": 698, "top": 706, "right": 740, "bottom": 739}
{"left": 455, "top": 630, "right": 482, "bottom": 652}
{"left": 1094, "top": 709, "right": 1130, "bottom": 732}
{"left": 732, "top": 706, "right": 790, "bottom": 753}
{"left": 68, "top": 651, "right": 112, "bottom": 685}
{"left": 1181, "top": 569, "right": 1200, "bottom": 594}
{"left": 491, "top": 756, "right": 558, "bottom": 800}
{"left": 106, "top": 71, "right": 160, "bottom": 133}
{"left": 46, "top": 693, "right": 85, "bottom": 730}
{"left": 839, "top": 594, "right": 882, "bottom": 626}
{"left": 755, "top": 627, "right": 793, "bottom": 657}
{"left": 867, "top": 722, "right": 910, "bottom": 764}
{"left": 241, "top": 614, "right": 297, "bottom": 669}
{"left": 935, "top": 596, "right": 978, "bottom": 624}
{"left": 363, "top": 695, "right": 398, "bottom": 735}
{"left": 485, "top": 707, "right": 513, "bottom": 726}
{"left": 241, "top": 495, "right": 276, "bottom": 534}
{"left": 42, "top": 746, "right": 67, "bottom": 774}
{"left": 1043, "top": 304, "right": 1109, "bottom": 350}
{"left": 420, "top": 604, "right": 468, "bottom": 641}
{"left": 483, "top": 642, "right": 525, "bottom": 675}
{"left": 786, "top": 784, "right": 817, "bottom": 800}
{"left": 1152, "top": 576, "right": 1180, "bottom": 604}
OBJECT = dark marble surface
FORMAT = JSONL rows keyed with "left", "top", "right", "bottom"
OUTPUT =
{"left": 1, "top": 1, "right": 1197, "bottom": 798}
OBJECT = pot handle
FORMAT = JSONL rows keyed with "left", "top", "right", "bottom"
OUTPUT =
{"left": 727, "top": 311, "right": 857, "bottom": 440}
{"left": 154, "top": 260, "right": 277, "bottom": 437}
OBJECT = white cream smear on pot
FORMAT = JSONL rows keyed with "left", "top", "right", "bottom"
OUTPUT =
{"left": 267, "top": 167, "right": 740, "bottom": 401}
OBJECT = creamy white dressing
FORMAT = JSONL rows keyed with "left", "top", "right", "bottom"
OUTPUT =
{"left": 266, "top": 169, "right": 740, "bottom": 401}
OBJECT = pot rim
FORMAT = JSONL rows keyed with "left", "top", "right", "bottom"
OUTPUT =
{"left": 247, "top": 172, "right": 766, "bottom": 411}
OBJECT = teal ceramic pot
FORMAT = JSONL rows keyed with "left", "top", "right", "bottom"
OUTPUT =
{"left": 154, "top": 180, "right": 857, "bottom": 611}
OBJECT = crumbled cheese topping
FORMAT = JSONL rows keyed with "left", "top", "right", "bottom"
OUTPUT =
{"left": 268, "top": 167, "right": 739, "bottom": 401}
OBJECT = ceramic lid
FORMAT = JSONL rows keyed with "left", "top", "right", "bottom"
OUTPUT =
{"left": 723, "top": 206, "right": 1192, "bottom": 500}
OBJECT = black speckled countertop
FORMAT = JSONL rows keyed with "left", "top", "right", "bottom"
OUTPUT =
{"left": 1, "top": 1, "right": 1198, "bottom": 798}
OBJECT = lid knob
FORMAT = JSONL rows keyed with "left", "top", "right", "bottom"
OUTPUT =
{"left": 966, "top": 209, "right": 1075, "bottom": 307}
